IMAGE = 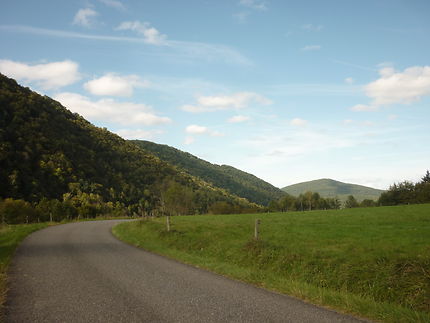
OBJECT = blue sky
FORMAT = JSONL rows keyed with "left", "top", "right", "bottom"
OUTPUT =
{"left": 1, "top": 0, "right": 429, "bottom": 189}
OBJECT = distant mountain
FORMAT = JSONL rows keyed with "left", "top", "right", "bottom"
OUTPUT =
{"left": 0, "top": 73, "right": 257, "bottom": 215}
{"left": 131, "top": 140, "right": 286, "bottom": 206}
{"left": 282, "top": 178, "right": 384, "bottom": 202}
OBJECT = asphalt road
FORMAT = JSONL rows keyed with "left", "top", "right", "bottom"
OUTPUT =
{"left": 5, "top": 220, "right": 368, "bottom": 322}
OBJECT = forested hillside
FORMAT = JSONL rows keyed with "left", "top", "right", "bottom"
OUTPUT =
{"left": 282, "top": 178, "right": 384, "bottom": 202}
{"left": 131, "top": 140, "right": 285, "bottom": 205}
{"left": 0, "top": 74, "right": 259, "bottom": 223}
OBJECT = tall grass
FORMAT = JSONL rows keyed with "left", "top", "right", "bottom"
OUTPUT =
{"left": 113, "top": 204, "right": 430, "bottom": 322}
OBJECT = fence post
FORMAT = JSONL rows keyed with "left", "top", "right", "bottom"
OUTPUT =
{"left": 254, "top": 219, "right": 260, "bottom": 240}
{"left": 166, "top": 215, "right": 171, "bottom": 232}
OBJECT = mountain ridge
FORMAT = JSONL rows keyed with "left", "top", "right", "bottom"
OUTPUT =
{"left": 131, "top": 140, "right": 285, "bottom": 206}
{"left": 0, "top": 73, "right": 258, "bottom": 216}
{"left": 282, "top": 178, "right": 384, "bottom": 202}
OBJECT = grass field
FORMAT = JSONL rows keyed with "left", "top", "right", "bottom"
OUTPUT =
{"left": 113, "top": 204, "right": 430, "bottom": 323}
{"left": 0, "top": 223, "right": 49, "bottom": 315}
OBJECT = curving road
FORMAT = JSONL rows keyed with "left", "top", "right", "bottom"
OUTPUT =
{"left": 5, "top": 220, "right": 368, "bottom": 322}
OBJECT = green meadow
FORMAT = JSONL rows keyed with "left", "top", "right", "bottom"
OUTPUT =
{"left": 113, "top": 204, "right": 430, "bottom": 322}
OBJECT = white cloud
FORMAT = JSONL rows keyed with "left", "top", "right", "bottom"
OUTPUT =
{"left": 185, "top": 125, "right": 224, "bottom": 137}
{"left": 228, "top": 115, "right": 250, "bottom": 123}
{"left": 388, "top": 114, "right": 398, "bottom": 120}
{"left": 73, "top": 8, "right": 98, "bottom": 27}
{"left": 54, "top": 92, "right": 171, "bottom": 126}
{"left": 0, "top": 59, "right": 80, "bottom": 89}
{"left": 186, "top": 125, "right": 208, "bottom": 134}
{"left": 350, "top": 104, "right": 378, "bottom": 112}
{"left": 181, "top": 92, "right": 272, "bottom": 113}
{"left": 344, "top": 77, "right": 354, "bottom": 84}
{"left": 115, "top": 129, "right": 161, "bottom": 140}
{"left": 365, "top": 66, "right": 430, "bottom": 105}
{"left": 301, "top": 45, "right": 321, "bottom": 51}
{"left": 239, "top": 0, "right": 267, "bottom": 10}
{"left": 98, "top": 0, "right": 125, "bottom": 10}
{"left": 343, "top": 119, "right": 354, "bottom": 125}
{"left": 301, "top": 24, "right": 323, "bottom": 32}
{"left": 290, "top": 118, "right": 308, "bottom": 126}
{"left": 116, "top": 21, "right": 167, "bottom": 45}
{"left": 84, "top": 73, "right": 149, "bottom": 97}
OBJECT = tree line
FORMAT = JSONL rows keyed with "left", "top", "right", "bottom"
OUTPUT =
{"left": 268, "top": 170, "right": 430, "bottom": 212}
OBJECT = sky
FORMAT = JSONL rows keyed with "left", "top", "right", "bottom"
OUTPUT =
{"left": 1, "top": 0, "right": 429, "bottom": 190}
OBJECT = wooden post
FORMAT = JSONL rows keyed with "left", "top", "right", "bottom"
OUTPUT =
{"left": 254, "top": 219, "right": 260, "bottom": 240}
{"left": 166, "top": 215, "right": 171, "bottom": 232}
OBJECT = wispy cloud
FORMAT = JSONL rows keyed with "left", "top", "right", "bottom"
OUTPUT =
{"left": 181, "top": 92, "right": 272, "bottom": 113}
{"left": 290, "top": 118, "right": 308, "bottom": 126}
{"left": 301, "top": 45, "right": 321, "bottom": 51}
{"left": 331, "top": 59, "right": 377, "bottom": 72}
{"left": 0, "top": 59, "right": 81, "bottom": 89}
{"left": 115, "top": 129, "right": 162, "bottom": 140}
{"left": 184, "top": 125, "right": 223, "bottom": 144}
{"left": 227, "top": 115, "right": 250, "bottom": 123}
{"left": 73, "top": 8, "right": 98, "bottom": 28}
{"left": 239, "top": 0, "right": 268, "bottom": 11}
{"left": 98, "top": 0, "right": 125, "bottom": 11}
{"left": 301, "top": 24, "right": 323, "bottom": 32}
{"left": 0, "top": 25, "right": 252, "bottom": 66}
{"left": 116, "top": 21, "right": 167, "bottom": 45}
{"left": 264, "top": 83, "right": 362, "bottom": 96}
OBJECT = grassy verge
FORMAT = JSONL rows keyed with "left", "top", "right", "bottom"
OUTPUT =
{"left": 0, "top": 223, "right": 50, "bottom": 313}
{"left": 113, "top": 204, "right": 430, "bottom": 323}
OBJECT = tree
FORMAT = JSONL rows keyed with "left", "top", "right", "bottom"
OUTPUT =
{"left": 344, "top": 195, "right": 359, "bottom": 208}
{"left": 421, "top": 170, "right": 430, "bottom": 183}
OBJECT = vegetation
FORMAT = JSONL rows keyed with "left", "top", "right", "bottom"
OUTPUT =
{"left": 0, "top": 73, "right": 260, "bottom": 224}
{"left": 282, "top": 178, "right": 385, "bottom": 203}
{"left": 114, "top": 204, "right": 430, "bottom": 322}
{"left": 379, "top": 171, "right": 430, "bottom": 206}
{"left": 0, "top": 223, "right": 49, "bottom": 315}
{"left": 132, "top": 140, "right": 285, "bottom": 206}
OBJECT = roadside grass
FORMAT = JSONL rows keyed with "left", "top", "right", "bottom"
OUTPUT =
{"left": 0, "top": 223, "right": 49, "bottom": 315}
{"left": 113, "top": 204, "right": 430, "bottom": 323}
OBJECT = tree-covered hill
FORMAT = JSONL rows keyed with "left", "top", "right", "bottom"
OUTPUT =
{"left": 0, "top": 73, "right": 258, "bottom": 220}
{"left": 282, "top": 178, "right": 384, "bottom": 203}
{"left": 131, "top": 140, "right": 286, "bottom": 206}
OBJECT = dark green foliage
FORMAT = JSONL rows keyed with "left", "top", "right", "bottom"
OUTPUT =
{"left": 344, "top": 195, "right": 359, "bottom": 208}
{"left": 0, "top": 74, "right": 258, "bottom": 223}
{"left": 131, "top": 140, "right": 285, "bottom": 206}
{"left": 379, "top": 172, "right": 430, "bottom": 206}
{"left": 282, "top": 178, "right": 384, "bottom": 203}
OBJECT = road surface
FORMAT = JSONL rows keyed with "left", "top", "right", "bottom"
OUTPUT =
{"left": 5, "top": 220, "right": 368, "bottom": 322}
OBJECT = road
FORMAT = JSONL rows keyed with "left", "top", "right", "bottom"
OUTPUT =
{"left": 5, "top": 220, "right": 368, "bottom": 322}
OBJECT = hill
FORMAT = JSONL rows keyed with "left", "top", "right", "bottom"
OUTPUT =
{"left": 282, "top": 178, "right": 384, "bottom": 202}
{"left": 131, "top": 140, "right": 285, "bottom": 206}
{"left": 0, "top": 73, "right": 258, "bottom": 219}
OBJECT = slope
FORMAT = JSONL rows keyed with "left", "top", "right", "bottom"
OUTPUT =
{"left": 0, "top": 73, "right": 257, "bottom": 216}
{"left": 282, "top": 178, "right": 384, "bottom": 202}
{"left": 131, "top": 140, "right": 286, "bottom": 206}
